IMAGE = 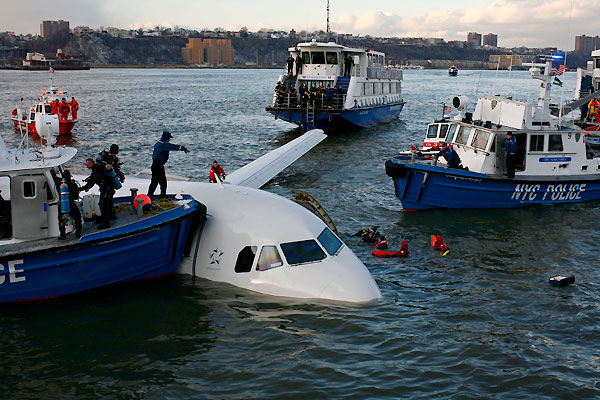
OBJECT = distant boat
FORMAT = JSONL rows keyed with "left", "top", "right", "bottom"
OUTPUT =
{"left": 19, "top": 49, "right": 90, "bottom": 71}
{"left": 266, "top": 40, "right": 405, "bottom": 131}
{"left": 448, "top": 66, "right": 458, "bottom": 76}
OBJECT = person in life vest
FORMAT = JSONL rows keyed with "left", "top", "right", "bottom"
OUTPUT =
{"left": 99, "top": 144, "right": 125, "bottom": 183}
{"left": 396, "top": 241, "right": 409, "bottom": 257}
{"left": 432, "top": 235, "right": 448, "bottom": 252}
{"left": 70, "top": 97, "right": 79, "bottom": 120}
{"left": 81, "top": 158, "right": 118, "bottom": 229}
{"left": 57, "top": 169, "right": 82, "bottom": 239}
{"left": 361, "top": 227, "right": 380, "bottom": 243}
{"left": 59, "top": 98, "right": 70, "bottom": 120}
{"left": 372, "top": 241, "right": 409, "bottom": 258}
{"left": 51, "top": 99, "right": 59, "bottom": 115}
{"left": 435, "top": 142, "right": 462, "bottom": 169}
{"left": 374, "top": 236, "right": 388, "bottom": 250}
{"left": 209, "top": 160, "right": 226, "bottom": 183}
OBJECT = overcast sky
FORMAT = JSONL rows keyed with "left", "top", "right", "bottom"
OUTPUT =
{"left": 2, "top": 0, "right": 598, "bottom": 50}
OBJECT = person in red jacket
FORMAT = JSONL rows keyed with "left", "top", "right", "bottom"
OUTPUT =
{"left": 209, "top": 160, "right": 226, "bottom": 183}
{"left": 50, "top": 99, "right": 59, "bottom": 115}
{"left": 70, "top": 97, "right": 79, "bottom": 120}
{"left": 59, "top": 98, "right": 70, "bottom": 120}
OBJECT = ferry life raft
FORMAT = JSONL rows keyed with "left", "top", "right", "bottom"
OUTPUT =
{"left": 0, "top": 129, "right": 206, "bottom": 303}
{"left": 386, "top": 56, "right": 600, "bottom": 210}
{"left": 12, "top": 86, "right": 78, "bottom": 135}
{"left": 266, "top": 40, "right": 405, "bottom": 131}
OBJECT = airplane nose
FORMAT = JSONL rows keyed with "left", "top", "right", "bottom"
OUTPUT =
{"left": 319, "top": 247, "right": 381, "bottom": 303}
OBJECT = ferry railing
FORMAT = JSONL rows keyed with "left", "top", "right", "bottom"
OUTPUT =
{"left": 367, "top": 67, "right": 403, "bottom": 80}
{"left": 272, "top": 91, "right": 347, "bottom": 110}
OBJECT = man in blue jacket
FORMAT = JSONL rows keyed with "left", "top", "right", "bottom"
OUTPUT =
{"left": 436, "top": 142, "right": 461, "bottom": 169}
{"left": 505, "top": 131, "right": 518, "bottom": 178}
{"left": 147, "top": 131, "right": 189, "bottom": 199}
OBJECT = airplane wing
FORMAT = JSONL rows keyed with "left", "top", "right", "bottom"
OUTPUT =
{"left": 226, "top": 129, "right": 326, "bottom": 189}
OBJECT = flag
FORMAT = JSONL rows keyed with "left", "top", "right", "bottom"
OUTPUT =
{"left": 556, "top": 64, "right": 567, "bottom": 76}
{"left": 553, "top": 77, "right": 563, "bottom": 87}
{"left": 444, "top": 105, "right": 452, "bottom": 114}
{"left": 49, "top": 67, "right": 54, "bottom": 73}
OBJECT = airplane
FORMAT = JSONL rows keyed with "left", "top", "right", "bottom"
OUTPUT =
{"left": 76, "top": 130, "right": 381, "bottom": 303}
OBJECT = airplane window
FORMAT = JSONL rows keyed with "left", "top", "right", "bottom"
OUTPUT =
{"left": 280, "top": 239, "right": 326, "bottom": 265}
{"left": 257, "top": 246, "right": 283, "bottom": 271}
{"left": 317, "top": 228, "right": 343, "bottom": 256}
{"left": 235, "top": 246, "right": 257, "bottom": 273}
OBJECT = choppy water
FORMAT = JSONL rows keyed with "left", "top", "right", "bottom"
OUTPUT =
{"left": 1, "top": 68, "right": 599, "bottom": 399}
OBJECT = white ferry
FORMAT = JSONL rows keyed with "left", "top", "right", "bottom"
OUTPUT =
{"left": 266, "top": 40, "right": 405, "bottom": 131}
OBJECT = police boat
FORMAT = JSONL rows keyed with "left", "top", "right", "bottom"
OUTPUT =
{"left": 112, "top": 130, "right": 381, "bottom": 303}
{"left": 0, "top": 119, "right": 203, "bottom": 303}
{"left": 385, "top": 55, "right": 600, "bottom": 210}
{"left": 266, "top": 40, "right": 405, "bottom": 131}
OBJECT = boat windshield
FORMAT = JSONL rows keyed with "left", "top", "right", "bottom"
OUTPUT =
{"left": 326, "top": 52, "right": 338, "bottom": 64}
{"left": 427, "top": 124, "right": 438, "bottom": 138}
{"left": 311, "top": 52, "right": 325, "bottom": 64}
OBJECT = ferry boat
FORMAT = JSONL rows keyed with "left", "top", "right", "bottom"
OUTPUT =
{"left": 266, "top": 40, "right": 405, "bottom": 131}
{"left": 12, "top": 84, "right": 79, "bottom": 136}
{"left": 574, "top": 49, "right": 600, "bottom": 131}
{"left": 0, "top": 124, "right": 204, "bottom": 303}
{"left": 448, "top": 65, "right": 458, "bottom": 76}
{"left": 385, "top": 56, "right": 600, "bottom": 210}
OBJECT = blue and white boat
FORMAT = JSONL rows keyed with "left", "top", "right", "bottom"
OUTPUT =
{"left": 0, "top": 125, "right": 204, "bottom": 302}
{"left": 386, "top": 56, "right": 600, "bottom": 210}
{"left": 448, "top": 65, "right": 458, "bottom": 76}
{"left": 266, "top": 40, "right": 405, "bottom": 131}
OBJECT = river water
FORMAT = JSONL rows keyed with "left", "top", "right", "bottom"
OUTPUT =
{"left": 1, "top": 68, "right": 599, "bottom": 399}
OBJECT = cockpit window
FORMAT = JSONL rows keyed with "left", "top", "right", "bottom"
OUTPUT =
{"left": 317, "top": 228, "right": 343, "bottom": 256}
{"left": 427, "top": 124, "right": 438, "bottom": 138}
{"left": 311, "top": 52, "right": 325, "bottom": 64}
{"left": 548, "top": 134, "right": 563, "bottom": 152}
{"left": 235, "top": 246, "right": 257, "bottom": 273}
{"left": 280, "top": 239, "right": 326, "bottom": 265}
{"left": 257, "top": 246, "right": 283, "bottom": 271}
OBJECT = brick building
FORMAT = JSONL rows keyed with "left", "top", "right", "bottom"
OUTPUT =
{"left": 41, "top": 20, "right": 69, "bottom": 38}
{"left": 575, "top": 35, "right": 600, "bottom": 54}
{"left": 483, "top": 33, "right": 498, "bottom": 47}
{"left": 182, "top": 38, "right": 234, "bottom": 66}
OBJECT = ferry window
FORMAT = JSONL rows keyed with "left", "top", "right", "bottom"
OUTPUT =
{"left": 257, "top": 246, "right": 283, "bottom": 271}
{"left": 235, "top": 246, "right": 257, "bottom": 273}
{"left": 529, "top": 135, "right": 544, "bottom": 152}
{"left": 302, "top": 52, "right": 310, "bottom": 65}
{"left": 280, "top": 240, "right": 326, "bottom": 265}
{"left": 446, "top": 124, "right": 457, "bottom": 143}
{"left": 326, "top": 52, "right": 338, "bottom": 64}
{"left": 383, "top": 83, "right": 390, "bottom": 94}
{"left": 455, "top": 126, "right": 470, "bottom": 145}
{"left": 427, "top": 124, "right": 438, "bottom": 138}
{"left": 471, "top": 129, "right": 491, "bottom": 150}
{"left": 365, "top": 83, "right": 374, "bottom": 96}
{"left": 317, "top": 228, "right": 343, "bottom": 256}
{"left": 359, "top": 83, "right": 365, "bottom": 96}
{"left": 548, "top": 134, "right": 563, "bottom": 151}
{"left": 439, "top": 124, "right": 449, "bottom": 138}
{"left": 311, "top": 52, "right": 325, "bottom": 64}
{"left": 596, "top": 59, "right": 600, "bottom": 68}
{"left": 22, "top": 181, "right": 36, "bottom": 198}
{"left": 374, "top": 83, "right": 382, "bottom": 95}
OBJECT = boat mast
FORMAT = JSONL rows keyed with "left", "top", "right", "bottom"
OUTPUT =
{"left": 326, "top": 0, "right": 330, "bottom": 34}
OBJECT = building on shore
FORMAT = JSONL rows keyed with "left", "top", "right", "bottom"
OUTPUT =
{"left": 41, "top": 20, "right": 69, "bottom": 38}
{"left": 575, "top": 35, "right": 600, "bottom": 54}
{"left": 467, "top": 32, "right": 482, "bottom": 48}
{"left": 182, "top": 38, "right": 234, "bottom": 66}
{"left": 483, "top": 33, "right": 498, "bottom": 47}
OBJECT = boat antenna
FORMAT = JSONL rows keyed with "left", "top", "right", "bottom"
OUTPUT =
{"left": 558, "top": 1, "right": 573, "bottom": 126}
{"left": 326, "top": 0, "right": 330, "bottom": 34}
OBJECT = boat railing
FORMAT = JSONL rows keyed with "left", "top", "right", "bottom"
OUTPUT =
{"left": 272, "top": 91, "right": 347, "bottom": 110}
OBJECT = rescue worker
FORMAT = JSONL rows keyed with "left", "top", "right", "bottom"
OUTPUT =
{"left": 209, "top": 160, "right": 226, "bottom": 183}
{"left": 335, "top": 85, "right": 345, "bottom": 108}
{"left": 317, "top": 83, "right": 325, "bottom": 108}
{"left": 309, "top": 83, "right": 319, "bottom": 108}
{"left": 433, "top": 235, "right": 448, "bottom": 252}
{"left": 435, "top": 142, "right": 462, "bottom": 169}
{"left": 344, "top": 53, "right": 354, "bottom": 77}
{"left": 50, "top": 99, "right": 59, "bottom": 115}
{"left": 295, "top": 53, "right": 303, "bottom": 75}
{"left": 397, "top": 241, "right": 410, "bottom": 257}
{"left": 374, "top": 236, "right": 388, "bottom": 250}
{"left": 147, "top": 131, "right": 189, "bottom": 199}
{"left": 59, "top": 98, "right": 70, "bottom": 120}
{"left": 287, "top": 54, "right": 295, "bottom": 75}
{"left": 590, "top": 98, "right": 600, "bottom": 123}
{"left": 298, "top": 82, "right": 308, "bottom": 98}
{"left": 324, "top": 84, "right": 334, "bottom": 108}
{"left": 99, "top": 144, "right": 125, "bottom": 183}
{"left": 81, "top": 158, "right": 117, "bottom": 229}
{"left": 505, "top": 131, "right": 518, "bottom": 178}
{"left": 58, "top": 169, "right": 82, "bottom": 239}
{"left": 70, "top": 97, "right": 79, "bottom": 120}
{"left": 275, "top": 81, "right": 285, "bottom": 107}
{"left": 288, "top": 85, "right": 298, "bottom": 107}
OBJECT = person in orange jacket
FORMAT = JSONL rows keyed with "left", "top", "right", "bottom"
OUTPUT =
{"left": 59, "top": 98, "right": 70, "bottom": 120}
{"left": 50, "top": 99, "right": 59, "bottom": 115}
{"left": 70, "top": 97, "right": 79, "bottom": 120}
{"left": 209, "top": 160, "right": 226, "bottom": 183}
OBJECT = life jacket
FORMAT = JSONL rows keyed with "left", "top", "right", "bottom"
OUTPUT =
{"left": 374, "top": 238, "right": 388, "bottom": 250}
{"left": 432, "top": 235, "right": 448, "bottom": 252}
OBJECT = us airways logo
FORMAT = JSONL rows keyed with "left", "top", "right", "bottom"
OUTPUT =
{"left": 0, "top": 260, "right": 26, "bottom": 285}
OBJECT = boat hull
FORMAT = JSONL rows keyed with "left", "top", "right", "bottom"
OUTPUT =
{"left": 268, "top": 102, "right": 405, "bottom": 131}
{"left": 0, "top": 200, "right": 202, "bottom": 303}
{"left": 13, "top": 118, "right": 77, "bottom": 135}
{"left": 386, "top": 158, "right": 600, "bottom": 210}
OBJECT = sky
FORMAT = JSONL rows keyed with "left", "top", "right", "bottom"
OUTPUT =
{"left": 2, "top": 0, "right": 599, "bottom": 50}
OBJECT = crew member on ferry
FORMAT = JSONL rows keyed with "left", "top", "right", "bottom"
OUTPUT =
{"left": 70, "top": 97, "right": 79, "bottom": 120}
{"left": 435, "top": 142, "right": 461, "bottom": 169}
{"left": 344, "top": 53, "right": 354, "bottom": 77}
{"left": 505, "top": 132, "right": 518, "bottom": 178}
{"left": 309, "top": 84, "right": 319, "bottom": 108}
{"left": 147, "top": 131, "right": 189, "bottom": 199}
{"left": 287, "top": 54, "right": 295, "bottom": 75}
{"left": 295, "top": 53, "right": 303, "bottom": 75}
{"left": 209, "top": 160, "right": 226, "bottom": 183}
